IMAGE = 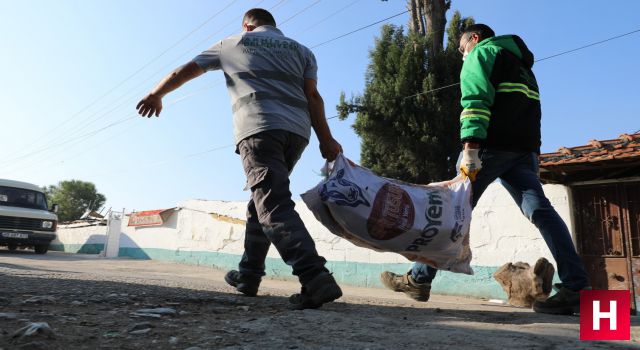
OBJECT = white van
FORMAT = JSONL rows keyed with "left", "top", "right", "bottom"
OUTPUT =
{"left": 0, "top": 179, "right": 58, "bottom": 254}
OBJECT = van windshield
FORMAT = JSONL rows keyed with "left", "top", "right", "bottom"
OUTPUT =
{"left": 0, "top": 186, "right": 48, "bottom": 210}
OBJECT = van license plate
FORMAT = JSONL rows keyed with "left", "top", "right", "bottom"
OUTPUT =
{"left": 2, "top": 232, "right": 28, "bottom": 239}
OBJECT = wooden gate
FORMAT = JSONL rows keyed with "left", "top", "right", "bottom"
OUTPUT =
{"left": 626, "top": 182, "right": 640, "bottom": 313}
{"left": 572, "top": 182, "right": 639, "bottom": 312}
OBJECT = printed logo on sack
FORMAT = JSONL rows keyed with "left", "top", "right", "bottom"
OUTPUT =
{"left": 406, "top": 191, "right": 444, "bottom": 251}
{"left": 450, "top": 205, "right": 464, "bottom": 242}
{"left": 320, "top": 169, "right": 370, "bottom": 208}
{"left": 580, "top": 290, "right": 630, "bottom": 341}
{"left": 367, "top": 183, "right": 415, "bottom": 240}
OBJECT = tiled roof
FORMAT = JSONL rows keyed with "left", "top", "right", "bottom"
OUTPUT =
{"left": 539, "top": 133, "right": 640, "bottom": 167}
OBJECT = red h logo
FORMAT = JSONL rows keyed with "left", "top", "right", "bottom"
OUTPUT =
{"left": 580, "top": 290, "right": 630, "bottom": 341}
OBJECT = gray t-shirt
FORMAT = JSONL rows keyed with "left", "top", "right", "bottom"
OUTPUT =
{"left": 192, "top": 26, "right": 317, "bottom": 144}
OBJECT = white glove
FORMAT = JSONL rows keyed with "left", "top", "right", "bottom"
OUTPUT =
{"left": 460, "top": 149, "right": 482, "bottom": 182}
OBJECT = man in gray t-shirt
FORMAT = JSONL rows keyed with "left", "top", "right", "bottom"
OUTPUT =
{"left": 192, "top": 23, "right": 317, "bottom": 145}
{"left": 137, "top": 8, "right": 342, "bottom": 310}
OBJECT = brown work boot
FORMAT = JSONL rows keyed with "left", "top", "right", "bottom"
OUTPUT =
{"left": 380, "top": 271, "right": 431, "bottom": 302}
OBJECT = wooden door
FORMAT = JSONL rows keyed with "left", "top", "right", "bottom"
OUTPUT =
{"left": 625, "top": 182, "right": 640, "bottom": 313}
{"left": 572, "top": 183, "right": 635, "bottom": 312}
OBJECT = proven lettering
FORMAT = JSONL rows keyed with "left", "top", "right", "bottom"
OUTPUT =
{"left": 406, "top": 192, "right": 443, "bottom": 251}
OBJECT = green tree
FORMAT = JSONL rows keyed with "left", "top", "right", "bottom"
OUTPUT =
{"left": 43, "top": 180, "right": 106, "bottom": 222}
{"left": 338, "top": 1, "right": 474, "bottom": 183}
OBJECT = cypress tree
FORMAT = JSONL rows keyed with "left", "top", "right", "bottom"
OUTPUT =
{"left": 338, "top": 2, "right": 474, "bottom": 183}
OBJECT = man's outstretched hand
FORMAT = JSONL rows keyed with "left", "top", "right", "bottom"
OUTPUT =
{"left": 136, "top": 94, "right": 163, "bottom": 118}
{"left": 320, "top": 137, "right": 343, "bottom": 162}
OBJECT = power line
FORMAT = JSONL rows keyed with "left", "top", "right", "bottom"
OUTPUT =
{"left": 3, "top": 1, "right": 385, "bottom": 170}
{"left": 311, "top": 10, "right": 409, "bottom": 49}
{"left": 59, "top": 22, "right": 640, "bottom": 178}
{"left": 378, "top": 27, "right": 640, "bottom": 102}
{"left": 401, "top": 82, "right": 463, "bottom": 101}
{"left": 12, "top": 0, "right": 240, "bottom": 159}
{"left": 535, "top": 28, "right": 640, "bottom": 62}
{"left": 270, "top": 0, "right": 289, "bottom": 12}
{"left": 3, "top": 122, "right": 134, "bottom": 176}
{"left": 109, "top": 0, "right": 238, "bottom": 91}
{"left": 35, "top": 85, "right": 220, "bottom": 172}
{"left": 3, "top": 3, "right": 330, "bottom": 173}
{"left": 1, "top": 86, "right": 218, "bottom": 171}
{"left": 6, "top": 4, "right": 406, "bottom": 174}
{"left": 36, "top": 0, "right": 280, "bottom": 152}
{"left": 13, "top": 0, "right": 332, "bottom": 159}
{"left": 2, "top": 84, "right": 223, "bottom": 175}
{"left": 1, "top": 116, "right": 137, "bottom": 166}
{"left": 1, "top": 2, "right": 244, "bottom": 171}
{"left": 279, "top": 0, "right": 322, "bottom": 27}
{"left": 88, "top": 144, "right": 236, "bottom": 179}
{"left": 8, "top": 1, "right": 265, "bottom": 163}
{"left": 328, "top": 26, "right": 640, "bottom": 119}
{"left": 29, "top": 14, "right": 640, "bottom": 178}
{"left": 9, "top": 10, "right": 639, "bottom": 174}
{"left": 8, "top": 84, "right": 233, "bottom": 176}
{"left": 300, "top": 0, "right": 361, "bottom": 34}
{"left": 0, "top": 91, "right": 145, "bottom": 170}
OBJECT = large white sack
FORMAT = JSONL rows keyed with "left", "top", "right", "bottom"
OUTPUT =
{"left": 302, "top": 154, "right": 474, "bottom": 275}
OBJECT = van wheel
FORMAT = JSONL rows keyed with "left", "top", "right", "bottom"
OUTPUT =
{"left": 8, "top": 244, "right": 17, "bottom": 251}
{"left": 34, "top": 244, "right": 49, "bottom": 255}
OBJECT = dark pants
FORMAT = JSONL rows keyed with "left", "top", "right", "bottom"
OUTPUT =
{"left": 236, "top": 130, "right": 328, "bottom": 285}
{"left": 411, "top": 150, "right": 590, "bottom": 291}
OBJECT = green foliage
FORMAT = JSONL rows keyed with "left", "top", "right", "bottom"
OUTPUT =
{"left": 43, "top": 180, "right": 106, "bottom": 222}
{"left": 337, "top": 11, "right": 475, "bottom": 183}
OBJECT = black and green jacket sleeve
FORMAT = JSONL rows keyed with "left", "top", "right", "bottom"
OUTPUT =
{"left": 459, "top": 45, "right": 498, "bottom": 143}
{"left": 458, "top": 35, "right": 542, "bottom": 153}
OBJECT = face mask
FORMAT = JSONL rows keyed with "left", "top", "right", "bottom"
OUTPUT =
{"left": 460, "top": 36, "right": 474, "bottom": 62}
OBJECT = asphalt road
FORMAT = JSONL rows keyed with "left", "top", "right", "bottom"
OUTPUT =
{"left": 0, "top": 250, "right": 638, "bottom": 349}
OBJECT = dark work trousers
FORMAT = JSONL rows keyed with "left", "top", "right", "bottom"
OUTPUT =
{"left": 411, "top": 150, "right": 590, "bottom": 291}
{"left": 236, "top": 129, "right": 328, "bottom": 285}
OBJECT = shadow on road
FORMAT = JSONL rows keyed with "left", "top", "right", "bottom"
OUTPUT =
{"left": 0, "top": 261, "right": 81, "bottom": 274}
{"left": 0, "top": 271, "right": 637, "bottom": 349}
{"left": 0, "top": 248, "right": 102, "bottom": 261}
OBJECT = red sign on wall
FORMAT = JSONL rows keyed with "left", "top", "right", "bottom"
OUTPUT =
{"left": 127, "top": 208, "right": 175, "bottom": 227}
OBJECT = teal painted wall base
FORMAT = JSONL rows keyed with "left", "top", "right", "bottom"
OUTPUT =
{"left": 50, "top": 243, "right": 104, "bottom": 255}
{"left": 117, "top": 246, "right": 527, "bottom": 300}
{"left": 51, "top": 244, "right": 565, "bottom": 300}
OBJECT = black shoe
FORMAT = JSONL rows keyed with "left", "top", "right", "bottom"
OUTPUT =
{"left": 289, "top": 272, "right": 343, "bottom": 310}
{"left": 225, "top": 270, "right": 261, "bottom": 297}
{"left": 533, "top": 285, "right": 585, "bottom": 315}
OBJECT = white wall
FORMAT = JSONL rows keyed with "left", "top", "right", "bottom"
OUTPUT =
{"left": 468, "top": 182, "right": 573, "bottom": 267}
{"left": 53, "top": 224, "right": 107, "bottom": 246}
{"left": 172, "top": 199, "right": 410, "bottom": 265}
{"left": 54, "top": 183, "right": 574, "bottom": 269}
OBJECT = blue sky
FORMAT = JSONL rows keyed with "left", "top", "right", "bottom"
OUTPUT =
{"left": 1, "top": 0, "right": 639, "bottom": 212}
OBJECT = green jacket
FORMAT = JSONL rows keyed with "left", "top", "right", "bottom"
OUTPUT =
{"left": 459, "top": 35, "right": 542, "bottom": 153}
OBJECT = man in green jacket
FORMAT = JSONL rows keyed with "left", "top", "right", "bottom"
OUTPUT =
{"left": 380, "top": 24, "right": 591, "bottom": 315}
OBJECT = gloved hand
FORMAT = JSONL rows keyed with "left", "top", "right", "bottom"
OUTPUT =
{"left": 460, "top": 149, "right": 482, "bottom": 182}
